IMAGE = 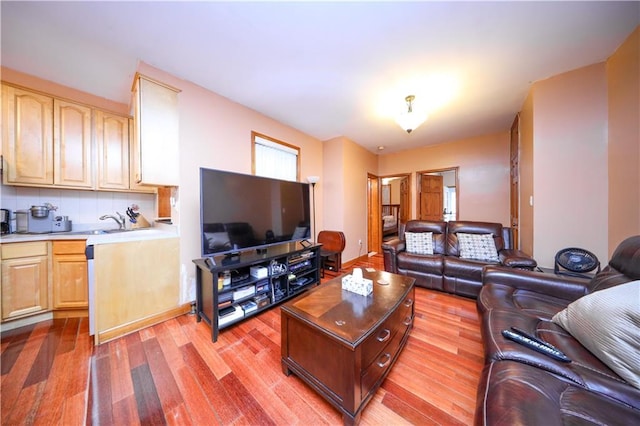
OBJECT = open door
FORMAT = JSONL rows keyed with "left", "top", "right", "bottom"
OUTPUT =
{"left": 367, "top": 173, "right": 381, "bottom": 255}
{"left": 419, "top": 174, "right": 444, "bottom": 221}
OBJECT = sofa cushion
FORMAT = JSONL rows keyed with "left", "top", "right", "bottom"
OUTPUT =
{"left": 475, "top": 360, "right": 640, "bottom": 426}
{"left": 404, "top": 221, "right": 447, "bottom": 254}
{"left": 457, "top": 233, "right": 500, "bottom": 262}
{"left": 480, "top": 309, "right": 640, "bottom": 409}
{"left": 446, "top": 221, "right": 505, "bottom": 256}
{"left": 478, "top": 283, "right": 574, "bottom": 320}
{"left": 405, "top": 231, "right": 433, "bottom": 255}
{"left": 552, "top": 280, "right": 640, "bottom": 390}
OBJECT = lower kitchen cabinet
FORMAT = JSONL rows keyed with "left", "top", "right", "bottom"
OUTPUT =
{"left": 93, "top": 237, "right": 181, "bottom": 344}
{"left": 52, "top": 240, "right": 88, "bottom": 313}
{"left": 1, "top": 241, "right": 50, "bottom": 321}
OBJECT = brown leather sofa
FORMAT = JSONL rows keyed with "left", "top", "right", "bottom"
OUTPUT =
{"left": 382, "top": 220, "right": 537, "bottom": 298}
{"left": 475, "top": 235, "right": 640, "bottom": 425}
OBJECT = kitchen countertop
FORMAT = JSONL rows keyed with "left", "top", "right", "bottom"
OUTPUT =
{"left": 0, "top": 225, "right": 178, "bottom": 245}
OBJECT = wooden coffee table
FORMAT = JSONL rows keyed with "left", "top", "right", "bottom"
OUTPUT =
{"left": 281, "top": 269, "right": 415, "bottom": 425}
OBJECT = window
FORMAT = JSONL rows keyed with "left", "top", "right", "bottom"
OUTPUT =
{"left": 252, "top": 132, "right": 300, "bottom": 182}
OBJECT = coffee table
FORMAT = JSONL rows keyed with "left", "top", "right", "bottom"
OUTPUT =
{"left": 280, "top": 269, "right": 415, "bottom": 425}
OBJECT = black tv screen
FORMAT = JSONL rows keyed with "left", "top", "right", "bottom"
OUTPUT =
{"left": 199, "top": 167, "right": 311, "bottom": 257}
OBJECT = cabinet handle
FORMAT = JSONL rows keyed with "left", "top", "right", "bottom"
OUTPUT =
{"left": 403, "top": 316, "right": 412, "bottom": 326}
{"left": 377, "top": 329, "right": 391, "bottom": 342}
{"left": 377, "top": 353, "right": 391, "bottom": 368}
{"left": 404, "top": 298, "right": 414, "bottom": 308}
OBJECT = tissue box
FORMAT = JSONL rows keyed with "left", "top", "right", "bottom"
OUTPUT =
{"left": 341, "top": 274, "right": 373, "bottom": 296}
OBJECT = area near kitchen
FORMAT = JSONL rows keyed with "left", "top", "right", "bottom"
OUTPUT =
{"left": 1, "top": 73, "right": 186, "bottom": 345}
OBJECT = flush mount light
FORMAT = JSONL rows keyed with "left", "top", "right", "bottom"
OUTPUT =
{"left": 395, "top": 95, "right": 427, "bottom": 134}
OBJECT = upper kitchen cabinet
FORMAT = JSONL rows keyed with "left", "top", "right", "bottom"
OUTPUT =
{"left": 2, "top": 84, "right": 92, "bottom": 189}
{"left": 131, "top": 74, "right": 180, "bottom": 186}
{"left": 54, "top": 99, "right": 93, "bottom": 188}
{"left": 2, "top": 85, "right": 54, "bottom": 185}
{"left": 95, "top": 110, "right": 130, "bottom": 191}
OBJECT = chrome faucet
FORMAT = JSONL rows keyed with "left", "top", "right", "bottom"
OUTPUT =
{"left": 100, "top": 212, "right": 126, "bottom": 229}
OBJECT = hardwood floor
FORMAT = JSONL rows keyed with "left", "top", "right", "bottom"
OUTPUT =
{"left": 1, "top": 254, "right": 483, "bottom": 425}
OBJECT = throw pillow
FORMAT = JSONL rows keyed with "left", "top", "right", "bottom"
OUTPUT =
{"left": 457, "top": 233, "right": 500, "bottom": 262}
{"left": 552, "top": 280, "right": 640, "bottom": 390}
{"left": 405, "top": 232, "right": 434, "bottom": 255}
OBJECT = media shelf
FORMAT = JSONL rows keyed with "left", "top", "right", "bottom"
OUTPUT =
{"left": 193, "top": 242, "right": 321, "bottom": 342}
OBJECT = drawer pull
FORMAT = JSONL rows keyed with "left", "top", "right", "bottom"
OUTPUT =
{"left": 404, "top": 298, "right": 414, "bottom": 308}
{"left": 403, "top": 316, "right": 412, "bottom": 326}
{"left": 377, "top": 329, "right": 391, "bottom": 342}
{"left": 377, "top": 353, "right": 391, "bottom": 368}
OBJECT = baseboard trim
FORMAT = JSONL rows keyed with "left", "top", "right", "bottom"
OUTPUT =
{"left": 0, "top": 311, "right": 54, "bottom": 333}
{"left": 53, "top": 309, "right": 88, "bottom": 319}
{"left": 96, "top": 303, "right": 193, "bottom": 345}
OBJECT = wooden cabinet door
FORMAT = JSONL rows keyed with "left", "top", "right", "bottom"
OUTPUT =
{"left": 52, "top": 241, "right": 88, "bottom": 310}
{"left": 52, "top": 254, "right": 88, "bottom": 309}
{"left": 95, "top": 110, "right": 130, "bottom": 190}
{"left": 53, "top": 99, "right": 93, "bottom": 188}
{"left": 2, "top": 84, "right": 54, "bottom": 185}
{"left": 132, "top": 74, "right": 180, "bottom": 186}
{"left": 1, "top": 255, "right": 49, "bottom": 320}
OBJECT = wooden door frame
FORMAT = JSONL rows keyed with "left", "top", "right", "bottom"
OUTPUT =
{"left": 510, "top": 114, "right": 520, "bottom": 249}
{"left": 417, "top": 167, "right": 459, "bottom": 221}
{"left": 380, "top": 173, "right": 411, "bottom": 222}
{"left": 367, "top": 173, "right": 381, "bottom": 255}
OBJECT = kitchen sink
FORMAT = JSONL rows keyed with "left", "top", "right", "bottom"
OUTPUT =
{"left": 65, "top": 228, "right": 138, "bottom": 235}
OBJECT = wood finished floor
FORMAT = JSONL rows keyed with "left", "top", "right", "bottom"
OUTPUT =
{"left": 1, "top": 254, "right": 483, "bottom": 425}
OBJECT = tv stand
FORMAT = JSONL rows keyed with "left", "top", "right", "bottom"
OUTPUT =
{"left": 193, "top": 241, "right": 321, "bottom": 342}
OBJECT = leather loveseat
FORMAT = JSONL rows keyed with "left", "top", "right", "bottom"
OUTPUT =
{"left": 475, "top": 235, "right": 640, "bottom": 425}
{"left": 382, "top": 220, "right": 537, "bottom": 298}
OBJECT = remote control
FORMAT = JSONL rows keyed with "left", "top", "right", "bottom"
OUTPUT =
{"left": 510, "top": 327, "right": 564, "bottom": 352}
{"left": 502, "top": 329, "right": 571, "bottom": 362}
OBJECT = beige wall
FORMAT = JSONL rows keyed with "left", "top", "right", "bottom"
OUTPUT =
{"left": 532, "top": 63, "right": 608, "bottom": 267}
{"left": 607, "top": 27, "right": 640, "bottom": 253}
{"left": 323, "top": 136, "right": 378, "bottom": 261}
{"left": 378, "top": 132, "right": 511, "bottom": 226}
{"left": 1, "top": 66, "right": 129, "bottom": 115}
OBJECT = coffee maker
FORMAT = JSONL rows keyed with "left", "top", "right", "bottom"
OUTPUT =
{"left": 1, "top": 209, "right": 11, "bottom": 235}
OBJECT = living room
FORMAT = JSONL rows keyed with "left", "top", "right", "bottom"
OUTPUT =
{"left": 2, "top": 5, "right": 638, "bottom": 308}
{"left": 1, "top": 2, "right": 639, "bottom": 424}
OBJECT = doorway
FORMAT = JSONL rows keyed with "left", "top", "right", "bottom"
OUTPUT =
{"left": 417, "top": 168, "right": 459, "bottom": 221}
{"left": 380, "top": 174, "right": 411, "bottom": 242}
{"left": 367, "top": 173, "right": 381, "bottom": 255}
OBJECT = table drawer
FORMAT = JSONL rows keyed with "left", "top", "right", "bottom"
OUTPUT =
{"left": 360, "top": 290, "right": 415, "bottom": 367}
{"left": 361, "top": 316, "right": 412, "bottom": 397}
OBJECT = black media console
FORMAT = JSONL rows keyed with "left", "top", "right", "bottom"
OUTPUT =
{"left": 193, "top": 241, "right": 321, "bottom": 342}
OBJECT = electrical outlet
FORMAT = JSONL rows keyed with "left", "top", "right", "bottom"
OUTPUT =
{"left": 358, "top": 239, "right": 362, "bottom": 246}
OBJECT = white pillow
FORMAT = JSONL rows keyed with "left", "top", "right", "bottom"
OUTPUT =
{"left": 552, "top": 280, "right": 640, "bottom": 390}
{"left": 457, "top": 233, "right": 499, "bottom": 262}
{"left": 405, "top": 232, "right": 433, "bottom": 255}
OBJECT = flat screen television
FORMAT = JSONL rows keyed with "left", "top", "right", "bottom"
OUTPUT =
{"left": 199, "top": 167, "right": 311, "bottom": 257}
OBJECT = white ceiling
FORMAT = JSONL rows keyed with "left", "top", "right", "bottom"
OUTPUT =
{"left": 2, "top": 1, "right": 638, "bottom": 154}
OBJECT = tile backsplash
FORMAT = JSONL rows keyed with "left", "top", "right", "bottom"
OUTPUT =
{"left": 1, "top": 183, "right": 155, "bottom": 230}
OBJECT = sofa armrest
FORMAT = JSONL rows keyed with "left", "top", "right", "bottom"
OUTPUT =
{"left": 499, "top": 249, "right": 537, "bottom": 270}
{"left": 382, "top": 238, "right": 405, "bottom": 273}
{"left": 483, "top": 266, "right": 590, "bottom": 301}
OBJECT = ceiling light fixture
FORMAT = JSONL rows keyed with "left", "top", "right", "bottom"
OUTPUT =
{"left": 395, "top": 95, "right": 427, "bottom": 134}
